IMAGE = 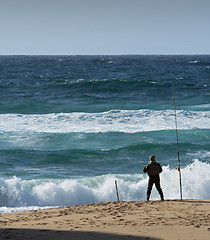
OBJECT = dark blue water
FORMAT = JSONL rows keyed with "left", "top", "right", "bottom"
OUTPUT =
{"left": 0, "top": 55, "right": 209, "bottom": 212}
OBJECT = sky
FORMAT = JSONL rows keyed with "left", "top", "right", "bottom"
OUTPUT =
{"left": 0, "top": 0, "right": 210, "bottom": 55}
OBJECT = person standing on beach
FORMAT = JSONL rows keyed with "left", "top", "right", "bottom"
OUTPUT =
{"left": 143, "top": 155, "right": 164, "bottom": 201}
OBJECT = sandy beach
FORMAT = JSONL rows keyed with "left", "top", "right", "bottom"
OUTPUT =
{"left": 0, "top": 199, "right": 209, "bottom": 240}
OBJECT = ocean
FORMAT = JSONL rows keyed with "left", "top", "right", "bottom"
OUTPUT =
{"left": 0, "top": 55, "right": 209, "bottom": 213}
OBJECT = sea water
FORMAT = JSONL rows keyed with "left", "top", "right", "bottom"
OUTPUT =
{"left": 0, "top": 55, "right": 209, "bottom": 213}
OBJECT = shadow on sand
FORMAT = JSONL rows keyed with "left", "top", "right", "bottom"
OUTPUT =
{"left": 0, "top": 228, "right": 163, "bottom": 240}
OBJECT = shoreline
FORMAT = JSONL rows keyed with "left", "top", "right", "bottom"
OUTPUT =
{"left": 0, "top": 199, "right": 209, "bottom": 240}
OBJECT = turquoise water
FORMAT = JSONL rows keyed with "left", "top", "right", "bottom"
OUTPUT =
{"left": 0, "top": 55, "right": 209, "bottom": 213}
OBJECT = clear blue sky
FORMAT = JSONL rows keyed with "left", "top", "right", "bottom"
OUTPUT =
{"left": 0, "top": 0, "right": 210, "bottom": 55}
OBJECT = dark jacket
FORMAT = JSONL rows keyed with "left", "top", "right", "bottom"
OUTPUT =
{"left": 143, "top": 161, "right": 162, "bottom": 177}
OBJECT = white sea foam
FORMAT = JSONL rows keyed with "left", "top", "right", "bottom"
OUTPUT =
{"left": 0, "top": 206, "right": 56, "bottom": 214}
{"left": 189, "top": 60, "right": 200, "bottom": 64}
{"left": 0, "top": 160, "right": 209, "bottom": 213}
{"left": 0, "top": 110, "right": 209, "bottom": 134}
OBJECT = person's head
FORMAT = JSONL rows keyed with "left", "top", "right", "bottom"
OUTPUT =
{"left": 149, "top": 155, "right": 156, "bottom": 162}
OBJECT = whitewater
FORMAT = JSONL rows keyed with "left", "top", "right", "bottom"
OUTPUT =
{"left": 0, "top": 109, "right": 209, "bottom": 133}
{"left": 0, "top": 160, "right": 209, "bottom": 214}
{"left": 0, "top": 55, "right": 209, "bottom": 213}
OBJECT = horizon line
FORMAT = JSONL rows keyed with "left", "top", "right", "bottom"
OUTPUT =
{"left": 0, "top": 53, "right": 210, "bottom": 56}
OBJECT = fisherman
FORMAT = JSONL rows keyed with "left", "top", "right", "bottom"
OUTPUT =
{"left": 143, "top": 155, "right": 164, "bottom": 201}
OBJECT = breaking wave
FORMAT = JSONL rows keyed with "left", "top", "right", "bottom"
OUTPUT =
{"left": 0, "top": 109, "right": 209, "bottom": 134}
{"left": 0, "top": 160, "right": 209, "bottom": 213}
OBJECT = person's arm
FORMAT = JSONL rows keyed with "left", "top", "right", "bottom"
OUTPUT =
{"left": 143, "top": 164, "right": 149, "bottom": 173}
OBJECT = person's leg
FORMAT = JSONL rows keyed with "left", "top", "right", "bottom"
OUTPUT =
{"left": 154, "top": 176, "right": 164, "bottom": 200}
{"left": 147, "top": 177, "right": 154, "bottom": 201}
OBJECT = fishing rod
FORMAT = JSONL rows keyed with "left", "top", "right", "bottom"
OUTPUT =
{"left": 171, "top": 61, "right": 183, "bottom": 200}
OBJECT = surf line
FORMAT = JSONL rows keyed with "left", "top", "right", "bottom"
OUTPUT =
{"left": 171, "top": 61, "right": 183, "bottom": 200}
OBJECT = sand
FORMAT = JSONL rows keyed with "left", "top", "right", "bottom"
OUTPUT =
{"left": 0, "top": 199, "right": 209, "bottom": 240}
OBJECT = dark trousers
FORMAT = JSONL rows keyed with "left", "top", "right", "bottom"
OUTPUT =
{"left": 147, "top": 175, "right": 164, "bottom": 200}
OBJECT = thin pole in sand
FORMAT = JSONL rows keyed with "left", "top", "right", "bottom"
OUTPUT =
{"left": 171, "top": 61, "right": 183, "bottom": 200}
{"left": 115, "top": 180, "right": 120, "bottom": 201}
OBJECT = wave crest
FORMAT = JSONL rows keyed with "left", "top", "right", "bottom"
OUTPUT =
{"left": 0, "top": 160, "right": 209, "bottom": 213}
{"left": 0, "top": 109, "right": 209, "bottom": 134}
